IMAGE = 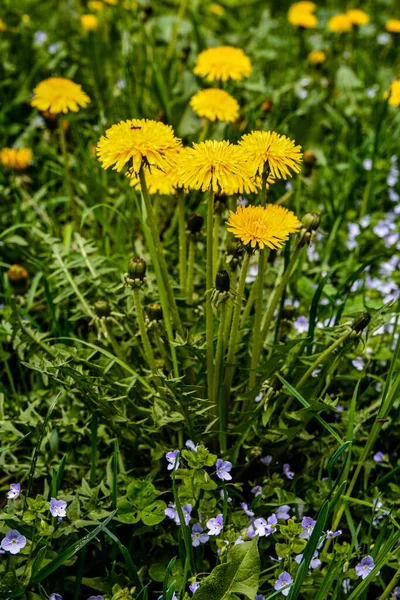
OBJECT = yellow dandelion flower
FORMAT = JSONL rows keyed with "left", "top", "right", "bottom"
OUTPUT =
{"left": 22, "top": 14, "right": 30, "bottom": 23}
{"left": 88, "top": 1, "right": 104, "bottom": 11}
{"left": 97, "top": 118, "right": 182, "bottom": 175}
{"left": 177, "top": 140, "right": 256, "bottom": 194}
{"left": 123, "top": 0, "right": 138, "bottom": 8}
{"left": 81, "top": 14, "right": 99, "bottom": 30}
{"left": 328, "top": 14, "right": 353, "bottom": 33}
{"left": 210, "top": 3, "right": 225, "bottom": 16}
{"left": 190, "top": 88, "right": 239, "bottom": 123}
{"left": 289, "top": 2, "right": 317, "bottom": 13}
{"left": 239, "top": 130, "right": 302, "bottom": 180}
{"left": 288, "top": 10, "right": 318, "bottom": 28}
{"left": 227, "top": 204, "right": 301, "bottom": 250}
{"left": 386, "top": 19, "right": 400, "bottom": 34}
{"left": 0, "top": 148, "right": 33, "bottom": 170}
{"left": 0, "top": 18, "right": 7, "bottom": 31}
{"left": 386, "top": 81, "right": 400, "bottom": 107}
{"left": 31, "top": 78, "right": 90, "bottom": 114}
{"left": 129, "top": 165, "right": 180, "bottom": 195}
{"left": 104, "top": 0, "right": 118, "bottom": 4}
{"left": 346, "top": 9, "right": 369, "bottom": 26}
{"left": 194, "top": 46, "right": 252, "bottom": 82}
{"left": 308, "top": 50, "right": 326, "bottom": 64}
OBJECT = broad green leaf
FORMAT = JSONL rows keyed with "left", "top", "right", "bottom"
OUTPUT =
{"left": 141, "top": 500, "right": 167, "bottom": 526}
{"left": 193, "top": 538, "right": 260, "bottom": 600}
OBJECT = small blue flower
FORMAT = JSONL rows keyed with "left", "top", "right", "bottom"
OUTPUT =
{"left": 216, "top": 459, "right": 232, "bottom": 481}
{"left": 251, "top": 485, "right": 262, "bottom": 496}
{"left": 50, "top": 498, "right": 67, "bottom": 520}
{"left": 166, "top": 450, "right": 180, "bottom": 471}
{"left": 34, "top": 31, "right": 48, "bottom": 46}
{"left": 295, "top": 550, "right": 321, "bottom": 569}
{"left": 191, "top": 523, "right": 209, "bottom": 547}
{"left": 206, "top": 514, "right": 223, "bottom": 535}
{"left": 276, "top": 505, "right": 290, "bottom": 520}
{"left": 355, "top": 555, "right": 375, "bottom": 579}
{"left": 241, "top": 502, "right": 254, "bottom": 517}
{"left": 186, "top": 440, "right": 199, "bottom": 452}
{"left": 88, "top": 597, "right": 104, "bottom": 600}
{"left": 327, "top": 529, "right": 342, "bottom": 538}
{"left": 293, "top": 316, "right": 309, "bottom": 334}
{"left": 1, "top": 530, "right": 27, "bottom": 554}
{"left": 352, "top": 357, "right": 365, "bottom": 371}
{"left": 255, "top": 595, "right": 265, "bottom": 600}
{"left": 7, "top": 483, "right": 21, "bottom": 500}
{"left": 189, "top": 581, "right": 200, "bottom": 593}
{"left": 283, "top": 464, "right": 294, "bottom": 480}
{"left": 373, "top": 451, "right": 385, "bottom": 463}
{"left": 300, "top": 516, "right": 316, "bottom": 539}
{"left": 261, "top": 455, "right": 272, "bottom": 465}
{"left": 274, "top": 571, "right": 293, "bottom": 596}
{"left": 50, "top": 595, "right": 63, "bottom": 600}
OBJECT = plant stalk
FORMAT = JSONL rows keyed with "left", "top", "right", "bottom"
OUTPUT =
{"left": 206, "top": 189, "right": 215, "bottom": 404}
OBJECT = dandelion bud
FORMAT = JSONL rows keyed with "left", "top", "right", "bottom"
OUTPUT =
{"left": 303, "top": 150, "right": 317, "bottom": 166}
{"left": 216, "top": 270, "right": 230, "bottom": 293}
{"left": 301, "top": 212, "right": 320, "bottom": 232}
{"left": 7, "top": 264, "right": 28, "bottom": 292}
{"left": 94, "top": 299, "right": 110, "bottom": 318}
{"left": 147, "top": 302, "right": 163, "bottom": 322}
{"left": 351, "top": 312, "right": 371, "bottom": 333}
{"left": 128, "top": 257, "right": 147, "bottom": 280}
{"left": 187, "top": 213, "right": 204, "bottom": 234}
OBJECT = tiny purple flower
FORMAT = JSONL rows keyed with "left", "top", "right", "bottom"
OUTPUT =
{"left": 166, "top": 450, "right": 180, "bottom": 471}
{"left": 283, "top": 464, "right": 294, "bottom": 480}
{"left": 216, "top": 459, "right": 232, "bottom": 481}
{"left": 241, "top": 502, "right": 255, "bottom": 517}
{"left": 276, "top": 505, "right": 290, "bottom": 520}
{"left": 220, "top": 489, "right": 232, "bottom": 502}
{"left": 255, "top": 595, "right": 265, "bottom": 600}
{"left": 300, "top": 517, "right": 316, "bottom": 539}
{"left": 7, "top": 483, "right": 21, "bottom": 500}
{"left": 274, "top": 571, "right": 293, "bottom": 596}
{"left": 251, "top": 486, "right": 262, "bottom": 497}
{"left": 191, "top": 523, "right": 209, "bottom": 547}
{"left": 189, "top": 581, "right": 200, "bottom": 593}
{"left": 343, "top": 579, "right": 351, "bottom": 594}
{"left": 295, "top": 550, "right": 321, "bottom": 569}
{"left": 50, "top": 595, "right": 62, "bottom": 600}
{"left": 373, "top": 451, "right": 385, "bottom": 463}
{"left": 181, "top": 504, "right": 193, "bottom": 526}
{"left": 165, "top": 503, "right": 178, "bottom": 521}
{"left": 327, "top": 529, "right": 342, "bottom": 538}
{"left": 88, "top": 597, "right": 104, "bottom": 600}
{"left": 186, "top": 440, "right": 199, "bottom": 451}
{"left": 293, "top": 316, "right": 309, "bottom": 334}
{"left": 206, "top": 514, "right": 223, "bottom": 536}
{"left": 352, "top": 357, "right": 365, "bottom": 371}
{"left": 355, "top": 555, "right": 375, "bottom": 579}
{"left": 50, "top": 498, "right": 67, "bottom": 520}
{"left": 1, "top": 530, "right": 27, "bottom": 554}
{"left": 255, "top": 392, "right": 264, "bottom": 403}
{"left": 261, "top": 455, "right": 272, "bottom": 466}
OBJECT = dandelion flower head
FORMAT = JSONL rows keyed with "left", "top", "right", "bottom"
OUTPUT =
{"left": 31, "top": 77, "right": 91, "bottom": 114}
{"left": 81, "top": 14, "right": 99, "bottom": 30}
{"left": 210, "top": 3, "right": 225, "bottom": 16}
{"left": 0, "top": 18, "right": 7, "bottom": 31}
{"left": 227, "top": 204, "right": 301, "bottom": 250}
{"left": 308, "top": 50, "right": 326, "bottom": 64}
{"left": 129, "top": 165, "right": 180, "bottom": 195}
{"left": 328, "top": 14, "right": 353, "bottom": 33}
{"left": 190, "top": 88, "right": 239, "bottom": 123}
{"left": 289, "top": 1, "right": 316, "bottom": 12}
{"left": 194, "top": 46, "right": 251, "bottom": 82}
{"left": 239, "top": 130, "right": 303, "bottom": 180}
{"left": 386, "top": 81, "right": 400, "bottom": 107}
{"left": 88, "top": 1, "right": 104, "bottom": 11}
{"left": 288, "top": 9, "right": 317, "bottom": 28}
{"left": 0, "top": 148, "right": 33, "bottom": 170}
{"left": 97, "top": 118, "right": 182, "bottom": 175}
{"left": 177, "top": 140, "right": 256, "bottom": 194}
{"left": 386, "top": 19, "right": 400, "bottom": 34}
{"left": 346, "top": 9, "right": 369, "bottom": 26}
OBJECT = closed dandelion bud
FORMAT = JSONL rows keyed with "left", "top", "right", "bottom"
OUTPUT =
{"left": 128, "top": 257, "right": 146, "bottom": 280}
{"left": 261, "top": 98, "right": 273, "bottom": 112}
{"left": 147, "top": 302, "right": 163, "bottom": 322}
{"left": 303, "top": 150, "right": 317, "bottom": 166}
{"left": 301, "top": 212, "right": 320, "bottom": 232}
{"left": 94, "top": 299, "right": 110, "bottom": 318}
{"left": 216, "top": 270, "right": 230, "bottom": 293}
{"left": 351, "top": 312, "right": 371, "bottom": 334}
{"left": 187, "top": 213, "right": 204, "bottom": 234}
{"left": 7, "top": 264, "right": 28, "bottom": 292}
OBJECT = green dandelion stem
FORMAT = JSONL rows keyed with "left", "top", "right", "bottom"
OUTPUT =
{"left": 58, "top": 119, "right": 78, "bottom": 228}
{"left": 213, "top": 302, "right": 228, "bottom": 453}
{"left": 223, "top": 267, "right": 238, "bottom": 347}
{"left": 133, "top": 287, "right": 158, "bottom": 378}
{"left": 224, "top": 252, "right": 251, "bottom": 404}
{"left": 206, "top": 189, "right": 215, "bottom": 405}
{"left": 139, "top": 168, "right": 184, "bottom": 338}
{"left": 213, "top": 211, "right": 221, "bottom": 274}
{"left": 177, "top": 189, "right": 187, "bottom": 290}
{"left": 260, "top": 244, "right": 303, "bottom": 343}
{"left": 248, "top": 248, "right": 269, "bottom": 392}
{"left": 186, "top": 237, "right": 196, "bottom": 307}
